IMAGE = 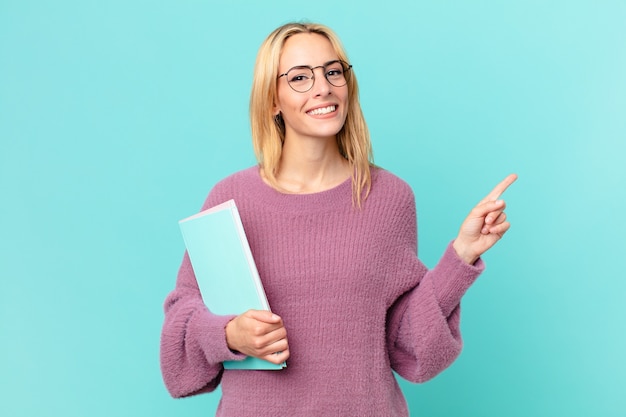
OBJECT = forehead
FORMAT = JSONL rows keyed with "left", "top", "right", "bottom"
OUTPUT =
{"left": 279, "top": 33, "right": 339, "bottom": 69}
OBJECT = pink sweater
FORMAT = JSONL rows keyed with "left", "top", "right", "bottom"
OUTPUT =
{"left": 160, "top": 166, "right": 484, "bottom": 416}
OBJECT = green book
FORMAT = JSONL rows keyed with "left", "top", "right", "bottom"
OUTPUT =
{"left": 179, "top": 199, "right": 286, "bottom": 370}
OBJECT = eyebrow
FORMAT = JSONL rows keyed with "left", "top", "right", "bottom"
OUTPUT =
{"left": 286, "top": 59, "right": 341, "bottom": 69}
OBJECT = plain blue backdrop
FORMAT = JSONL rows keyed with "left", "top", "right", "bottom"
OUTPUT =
{"left": 1, "top": 1, "right": 625, "bottom": 416}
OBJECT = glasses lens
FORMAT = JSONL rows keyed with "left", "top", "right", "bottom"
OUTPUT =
{"left": 325, "top": 61, "right": 349, "bottom": 87}
{"left": 287, "top": 67, "right": 314, "bottom": 93}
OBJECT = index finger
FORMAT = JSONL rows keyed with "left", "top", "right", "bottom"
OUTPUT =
{"left": 482, "top": 173, "right": 518, "bottom": 202}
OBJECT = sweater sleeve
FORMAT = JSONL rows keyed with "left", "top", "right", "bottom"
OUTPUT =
{"left": 385, "top": 190, "right": 484, "bottom": 383}
{"left": 159, "top": 183, "right": 246, "bottom": 398}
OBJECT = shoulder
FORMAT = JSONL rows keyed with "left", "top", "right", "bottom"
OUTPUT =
{"left": 211, "top": 166, "right": 258, "bottom": 193}
{"left": 361, "top": 167, "right": 417, "bottom": 227}
{"left": 369, "top": 167, "right": 415, "bottom": 204}
{"left": 203, "top": 166, "right": 260, "bottom": 209}
{"left": 365, "top": 167, "right": 418, "bottom": 245}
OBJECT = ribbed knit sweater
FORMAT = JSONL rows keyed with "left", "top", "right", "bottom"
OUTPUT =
{"left": 160, "top": 166, "right": 484, "bottom": 416}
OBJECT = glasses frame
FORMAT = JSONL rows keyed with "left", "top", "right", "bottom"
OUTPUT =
{"left": 277, "top": 60, "right": 353, "bottom": 93}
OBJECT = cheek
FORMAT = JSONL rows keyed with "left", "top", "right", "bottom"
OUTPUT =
{"left": 338, "top": 88, "right": 349, "bottom": 107}
{"left": 339, "top": 92, "right": 350, "bottom": 118}
{"left": 275, "top": 85, "right": 304, "bottom": 113}
{"left": 276, "top": 99, "right": 296, "bottom": 118}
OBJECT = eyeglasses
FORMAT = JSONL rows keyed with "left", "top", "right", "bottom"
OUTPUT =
{"left": 277, "top": 60, "right": 352, "bottom": 93}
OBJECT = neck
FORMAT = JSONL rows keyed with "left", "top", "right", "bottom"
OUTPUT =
{"left": 275, "top": 136, "right": 351, "bottom": 194}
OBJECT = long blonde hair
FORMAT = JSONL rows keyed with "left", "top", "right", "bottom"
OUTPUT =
{"left": 250, "top": 22, "right": 373, "bottom": 207}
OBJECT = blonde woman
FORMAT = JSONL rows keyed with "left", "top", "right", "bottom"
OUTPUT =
{"left": 160, "top": 22, "right": 516, "bottom": 416}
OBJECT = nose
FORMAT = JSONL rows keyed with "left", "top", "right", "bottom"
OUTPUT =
{"left": 311, "top": 66, "right": 332, "bottom": 96}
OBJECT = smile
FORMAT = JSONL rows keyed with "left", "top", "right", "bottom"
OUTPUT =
{"left": 307, "top": 105, "right": 336, "bottom": 116}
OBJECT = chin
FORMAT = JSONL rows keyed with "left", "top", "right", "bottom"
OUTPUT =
{"left": 312, "top": 122, "right": 346, "bottom": 138}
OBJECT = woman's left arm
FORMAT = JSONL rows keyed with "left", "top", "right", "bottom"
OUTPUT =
{"left": 386, "top": 174, "right": 517, "bottom": 383}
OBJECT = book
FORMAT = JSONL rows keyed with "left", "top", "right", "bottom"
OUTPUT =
{"left": 178, "top": 199, "right": 286, "bottom": 370}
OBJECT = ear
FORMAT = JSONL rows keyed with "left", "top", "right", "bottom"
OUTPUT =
{"left": 272, "top": 102, "right": 281, "bottom": 116}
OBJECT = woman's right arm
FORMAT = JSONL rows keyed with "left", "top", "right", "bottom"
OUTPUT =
{"left": 160, "top": 251, "right": 245, "bottom": 398}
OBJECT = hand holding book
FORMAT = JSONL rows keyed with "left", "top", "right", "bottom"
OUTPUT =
{"left": 179, "top": 199, "right": 287, "bottom": 370}
{"left": 225, "top": 309, "right": 290, "bottom": 365}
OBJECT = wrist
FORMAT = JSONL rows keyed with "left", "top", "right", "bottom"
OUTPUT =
{"left": 224, "top": 318, "right": 239, "bottom": 353}
{"left": 453, "top": 239, "right": 479, "bottom": 265}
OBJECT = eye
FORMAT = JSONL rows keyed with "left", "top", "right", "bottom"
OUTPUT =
{"left": 287, "top": 67, "right": 313, "bottom": 84}
{"left": 326, "top": 63, "right": 344, "bottom": 78}
{"left": 289, "top": 74, "right": 311, "bottom": 83}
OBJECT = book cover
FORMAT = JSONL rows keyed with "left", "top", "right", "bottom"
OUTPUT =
{"left": 179, "top": 199, "right": 286, "bottom": 370}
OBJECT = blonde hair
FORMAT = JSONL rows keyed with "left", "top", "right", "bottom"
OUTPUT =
{"left": 250, "top": 22, "right": 373, "bottom": 207}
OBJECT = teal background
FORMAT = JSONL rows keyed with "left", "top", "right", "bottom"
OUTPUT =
{"left": 1, "top": 1, "right": 625, "bottom": 416}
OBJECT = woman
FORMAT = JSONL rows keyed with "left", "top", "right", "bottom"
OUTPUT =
{"left": 160, "top": 22, "right": 516, "bottom": 416}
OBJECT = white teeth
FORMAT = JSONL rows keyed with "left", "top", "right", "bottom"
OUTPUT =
{"left": 308, "top": 105, "right": 336, "bottom": 116}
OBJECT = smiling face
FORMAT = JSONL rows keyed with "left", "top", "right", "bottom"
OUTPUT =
{"left": 274, "top": 33, "right": 349, "bottom": 144}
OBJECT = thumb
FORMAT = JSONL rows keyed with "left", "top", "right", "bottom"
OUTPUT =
{"left": 245, "top": 309, "right": 282, "bottom": 324}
